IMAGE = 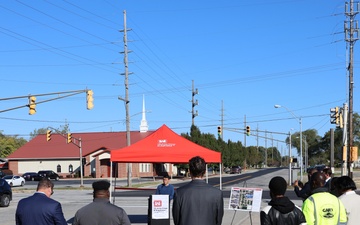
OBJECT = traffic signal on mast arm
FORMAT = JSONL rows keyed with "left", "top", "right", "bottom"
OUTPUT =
{"left": 246, "top": 126, "right": 250, "bottom": 136}
{"left": 46, "top": 130, "right": 52, "bottom": 142}
{"left": 28, "top": 96, "right": 36, "bottom": 115}
{"left": 217, "top": 126, "right": 222, "bottom": 136}
{"left": 86, "top": 90, "right": 94, "bottom": 110}
{"left": 67, "top": 133, "right": 72, "bottom": 144}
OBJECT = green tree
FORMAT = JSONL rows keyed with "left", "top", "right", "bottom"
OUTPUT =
{"left": 0, "top": 133, "right": 27, "bottom": 158}
{"left": 29, "top": 122, "right": 71, "bottom": 140}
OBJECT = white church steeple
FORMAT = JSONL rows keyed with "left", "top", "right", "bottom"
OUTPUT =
{"left": 140, "top": 95, "right": 149, "bottom": 132}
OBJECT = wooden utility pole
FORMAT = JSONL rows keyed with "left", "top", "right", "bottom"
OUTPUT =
{"left": 120, "top": 10, "right": 133, "bottom": 186}
{"left": 345, "top": 1, "right": 359, "bottom": 178}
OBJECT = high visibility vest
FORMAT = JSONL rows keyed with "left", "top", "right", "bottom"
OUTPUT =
{"left": 302, "top": 192, "right": 347, "bottom": 225}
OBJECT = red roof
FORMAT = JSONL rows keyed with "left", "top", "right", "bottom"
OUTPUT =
{"left": 111, "top": 124, "right": 221, "bottom": 163}
{"left": 7, "top": 131, "right": 154, "bottom": 160}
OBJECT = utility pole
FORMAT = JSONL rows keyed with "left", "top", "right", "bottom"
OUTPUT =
{"left": 265, "top": 130, "right": 267, "bottom": 168}
{"left": 220, "top": 100, "right": 224, "bottom": 139}
{"left": 244, "top": 115, "right": 247, "bottom": 147}
{"left": 120, "top": 10, "right": 133, "bottom": 187}
{"left": 191, "top": 80, "right": 198, "bottom": 125}
{"left": 345, "top": 1, "right": 359, "bottom": 178}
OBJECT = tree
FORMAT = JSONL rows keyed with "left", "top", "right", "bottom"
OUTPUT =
{"left": 29, "top": 122, "right": 71, "bottom": 140}
{"left": 0, "top": 132, "right": 27, "bottom": 158}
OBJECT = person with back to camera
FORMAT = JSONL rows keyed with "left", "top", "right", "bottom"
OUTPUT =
{"left": 155, "top": 174, "right": 175, "bottom": 200}
{"left": 72, "top": 180, "right": 131, "bottom": 225}
{"left": 16, "top": 178, "right": 67, "bottom": 225}
{"left": 261, "top": 176, "right": 307, "bottom": 225}
{"left": 337, "top": 176, "right": 360, "bottom": 225}
{"left": 293, "top": 168, "right": 317, "bottom": 201}
{"left": 172, "top": 156, "right": 224, "bottom": 225}
{"left": 302, "top": 172, "right": 347, "bottom": 225}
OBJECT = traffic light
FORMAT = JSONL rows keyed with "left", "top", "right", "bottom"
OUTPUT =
{"left": 217, "top": 126, "right": 222, "bottom": 136}
{"left": 67, "top": 133, "right": 72, "bottom": 144}
{"left": 46, "top": 130, "right": 52, "bottom": 142}
{"left": 246, "top": 126, "right": 250, "bottom": 136}
{"left": 330, "top": 107, "right": 340, "bottom": 126}
{"left": 28, "top": 96, "right": 36, "bottom": 115}
{"left": 86, "top": 90, "right": 94, "bottom": 110}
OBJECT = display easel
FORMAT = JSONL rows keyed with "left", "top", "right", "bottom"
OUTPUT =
{"left": 229, "top": 181, "right": 262, "bottom": 225}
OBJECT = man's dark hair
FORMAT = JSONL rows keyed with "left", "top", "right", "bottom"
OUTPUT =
{"left": 310, "top": 172, "right": 326, "bottom": 190}
{"left": 307, "top": 168, "right": 318, "bottom": 180}
{"left": 269, "top": 176, "right": 287, "bottom": 196}
{"left": 336, "top": 176, "right": 357, "bottom": 194}
{"left": 322, "top": 168, "right": 332, "bottom": 177}
{"left": 189, "top": 156, "right": 206, "bottom": 178}
{"left": 37, "top": 178, "right": 54, "bottom": 191}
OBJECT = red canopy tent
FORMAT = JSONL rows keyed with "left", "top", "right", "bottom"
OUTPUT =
{"left": 110, "top": 124, "right": 223, "bottom": 191}
{"left": 110, "top": 124, "right": 221, "bottom": 163}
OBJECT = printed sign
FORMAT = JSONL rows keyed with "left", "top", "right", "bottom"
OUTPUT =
{"left": 228, "top": 187, "right": 263, "bottom": 212}
{"left": 151, "top": 195, "right": 169, "bottom": 219}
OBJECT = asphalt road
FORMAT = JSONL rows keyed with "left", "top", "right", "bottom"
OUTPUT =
{"left": 2, "top": 168, "right": 296, "bottom": 225}
{"left": 4, "top": 167, "right": 359, "bottom": 225}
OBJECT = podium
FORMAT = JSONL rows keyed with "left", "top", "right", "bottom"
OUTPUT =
{"left": 148, "top": 195, "right": 170, "bottom": 225}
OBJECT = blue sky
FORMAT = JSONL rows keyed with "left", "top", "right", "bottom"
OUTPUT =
{"left": 0, "top": 1, "right": 355, "bottom": 157}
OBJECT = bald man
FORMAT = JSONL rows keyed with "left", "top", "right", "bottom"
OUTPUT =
{"left": 302, "top": 172, "right": 347, "bottom": 225}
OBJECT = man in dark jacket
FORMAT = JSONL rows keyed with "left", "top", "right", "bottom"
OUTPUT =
{"left": 293, "top": 168, "right": 317, "bottom": 201}
{"left": 72, "top": 180, "right": 131, "bottom": 225}
{"left": 16, "top": 178, "right": 67, "bottom": 225}
{"left": 261, "top": 176, "right": 307, "bottom": 225}
{"left": 172, "top": 156, "right": 223, "bottom": 225}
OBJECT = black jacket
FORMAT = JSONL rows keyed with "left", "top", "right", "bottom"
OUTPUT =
{"left": 294, "top": 181, "right": 311, "bottom": 201}
{"left": 260, "top": 196, "right": 307, "bottom": 225}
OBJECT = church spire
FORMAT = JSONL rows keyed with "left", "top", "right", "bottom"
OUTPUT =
{"left": 140, "top": 95, "right": 149, "bottom": 132}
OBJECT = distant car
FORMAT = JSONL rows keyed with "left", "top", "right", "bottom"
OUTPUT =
{"left": 230, "top": 166, "right": 242, "bottom": 174}
{"left": 22, "top": 172, "right": 38, "bottom": 181}
{"left": 0, "top": 178, "right": 12, "bottom": 207}
{"left": 34, "top": 170, "right": 60, "bottom": 181}
{"left": 3, "top": 175, "right": 25, "bottom": 187}
{"left": 224, "top": 167, "right": 231, "bottom": 174}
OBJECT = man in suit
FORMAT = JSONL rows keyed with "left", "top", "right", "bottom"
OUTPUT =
{"left": 72, "top": 180, "right": 131, "bottom": 225}
{"left": 16, "top": 178, "right": 67, "bottom": 225}
{"left": 172, "top": 156, "right": 224, "bottom": 225}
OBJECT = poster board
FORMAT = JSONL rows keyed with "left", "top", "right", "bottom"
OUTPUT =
{"left": 228, "top": 187, "right": 263, "bottom": 212}
{"left": 151, "top": 195, "right": 170, "bottom": 219}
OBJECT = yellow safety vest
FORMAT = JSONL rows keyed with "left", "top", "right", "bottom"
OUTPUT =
{"left": 302, "top": 192, "right": 347, "bottom": 225}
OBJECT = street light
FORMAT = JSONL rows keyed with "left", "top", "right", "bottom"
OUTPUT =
{"left": 296, "top": 134, "right": 308, "bottom": 173}
{"left": 275, "top": 104, "right": 303, "bottom": 182}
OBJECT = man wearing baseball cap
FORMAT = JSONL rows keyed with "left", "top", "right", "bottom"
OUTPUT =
{"left": 72, "top": 180, "right": 131, "bottom": 225}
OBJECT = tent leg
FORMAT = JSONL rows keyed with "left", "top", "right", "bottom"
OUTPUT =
{"left": 206, "top": 164, "right": 208, "bottom": 183}
{"left": 220, "top": 163, "right": 222, "bottom": 190}
{"left": 110, "top": 161, "right": 114, "bottom": 204}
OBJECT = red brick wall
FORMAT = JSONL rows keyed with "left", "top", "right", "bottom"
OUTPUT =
{"left": 8, "top": 161, "right": 18, "bottom": 174}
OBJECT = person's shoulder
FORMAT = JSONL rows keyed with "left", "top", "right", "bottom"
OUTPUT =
{"left": 261, "top": 205, "right": 272, "bottom": 214}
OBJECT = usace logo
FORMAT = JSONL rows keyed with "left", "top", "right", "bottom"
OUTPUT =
{"left": 157, "top": 139, "right": 175, "bottom": 147}
{"left": 154, "top": 200, "right": 162, "bottom": 207}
